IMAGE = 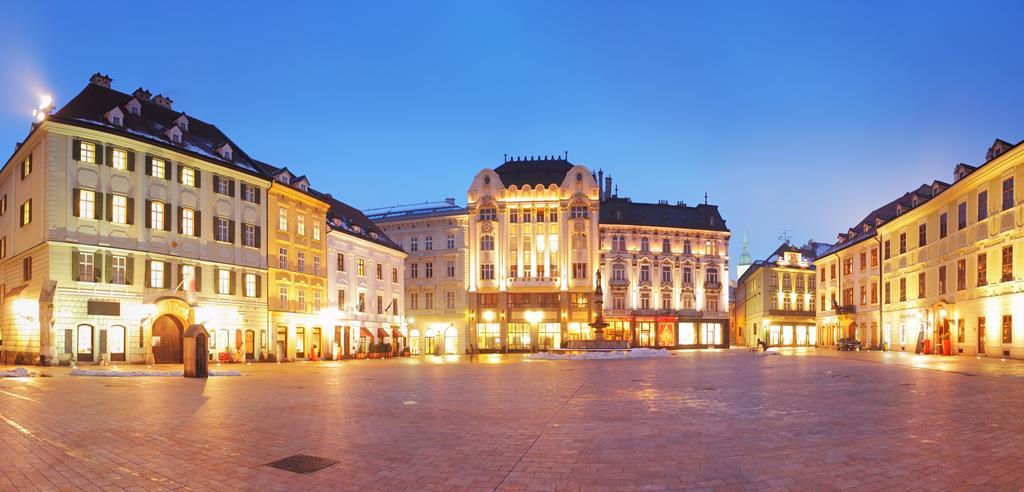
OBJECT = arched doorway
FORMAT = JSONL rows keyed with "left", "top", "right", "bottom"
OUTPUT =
{"left": 444, "top": 326, "right": 458, "bottom": 355}
{"left": 152, "top": 315, "right": 184, "bottom": 364}
{"left": 848, "top": 322, "right": 858, "bottom": 339}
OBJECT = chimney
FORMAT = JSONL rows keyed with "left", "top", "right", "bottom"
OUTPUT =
{"left": 89, "top": 73, "right": 112, "bottom": 88}
{"left": 597, "top": 169, "right": 604, "bottom": 200}
{"left": 658, "top": 200, "right": 669, "bottom": 205}
{"left": 132, "top": 87, "right": 152, "bottom": 101}
{"left": 604, "top": 175, "right": 612, "bottom": 198}
{"left": 152, "top": 94, "right": 173, "bottom": 109}
{"left": 445, "top": 197, "right": 456, "bottom": 206}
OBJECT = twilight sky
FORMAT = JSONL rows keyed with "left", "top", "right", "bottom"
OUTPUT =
{"left": 2, "top": 1, "right": 1023, "bottom": 278}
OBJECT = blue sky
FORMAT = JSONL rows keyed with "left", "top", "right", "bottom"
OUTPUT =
{"left": 2, "top": 1, "right": 1023, "bottom": 277}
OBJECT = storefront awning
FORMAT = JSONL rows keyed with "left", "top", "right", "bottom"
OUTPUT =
{"left": 360, "top": 327, "right": 374, "bottom": 338}
{"left": 377, "top": 328, "right": 390, "bottom": 338}
{"left": 392, "top": 328, "right": 405, "bottom": 338}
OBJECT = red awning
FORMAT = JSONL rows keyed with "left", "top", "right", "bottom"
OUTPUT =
{"left": 360, "top": 327, "right": 374, "bottom": 337}
{"left": 392, "top": 328, "right": 405, "bottom": 338}
{"left": 377, "top": 328, "right": 390, "bottom": 338}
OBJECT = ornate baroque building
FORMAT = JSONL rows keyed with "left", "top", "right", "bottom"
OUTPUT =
{"left": 466, "top": 157, "right": 601, "bottom": 352}
{"left": 598, "top": 181, "right": 731, "bottom": 348}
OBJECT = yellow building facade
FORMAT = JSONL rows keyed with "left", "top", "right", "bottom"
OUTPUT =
{"left": 259, "top": 166, "right": 330, "bottom": 361}
{"left": 735, "top": 242, "right": 823, "bottom": 348}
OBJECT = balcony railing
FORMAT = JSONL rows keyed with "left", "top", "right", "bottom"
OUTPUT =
{"left": 704, "top": 281, "right": 723, "bottom": 291}
{"left": 835, "top": 304, "right": 856, "bottom": 315}
{"left": 767, "top": 308, "right": 816, "bottom": 317}
{"left": 507, "top": 276, "right": 560, "bottom": 288}
{"left": 609, "top": 277, "right": 629, "bottom": 287}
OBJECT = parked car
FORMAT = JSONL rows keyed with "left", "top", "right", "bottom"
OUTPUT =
{"left": 837, "top": 337, "right": 861, "bottom": 351}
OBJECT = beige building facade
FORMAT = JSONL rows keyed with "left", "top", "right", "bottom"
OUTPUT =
{"left": 734, "top": 242, "right": 824, "bottom": 348}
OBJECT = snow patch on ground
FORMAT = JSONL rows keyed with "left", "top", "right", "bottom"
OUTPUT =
{"left": 70, "top": 368, "right": 242, "bottom": 377}
{"left": 528, "top": 348, "right": 671, "bottom": 360}
{"left": 759, "top": 349, "right": 781, "bottom": 356}
{"left": 0, "top": 367, "right": 30, "bottom": 377}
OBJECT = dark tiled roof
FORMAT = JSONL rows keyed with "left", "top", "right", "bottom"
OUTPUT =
{"left": 310, "top": 189, "right": 404, "bottom": 253}
{"left": 51, "top": 82, "right": 263, "bottom": 176}
{"left": 493, "top": 157, "right": 574, "bottom": 188}
{"left": 817, "top": 183, "right": 936, "bottom": 258}
{"left": 367, "top": 201, "right": 467, "bottom": 222}
{"left": 737, "top": 240, "right": 830, "bottom": 285}
{"left": 599, "top": 197, "right": 728, "bottom": 232}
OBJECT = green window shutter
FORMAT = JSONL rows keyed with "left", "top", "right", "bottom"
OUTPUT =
{"left": 105, "top": 194, "right": 113, "bottom": 222}
{"left": 163, "top": 203, "right": 172, "bottom": 231}
{"left": 104, "top": 146, "right": 113, "bottom": 167}
{"left": 95, "top": 144, "right": 105, "bottom": 165}
{"left": 103, "top": 252, "right": 113, "bottom": 283}
{"left": 194, "top": 210, "right": 202, "bottom": 237}
{"left": 144, "top": 200, "right": 152, "bottom": 228}
{"left": 72, "top": 139, "right": 81, "bottom": 161}
{"left": 177, "top": 164, "right": 183, "bottom": 184}
{"left": 255, "top": 225, "right": 262, "bottom": 248}
{"left": 145, "top": 260, "right": 152, "bottom": 288}
{"left": 228, "top": 220, "right": 236, "bottom": 243}
{"left": 255, "top": 274, "right": 262, "bottom": 298}
{"left": 127, "top": 151, "right": 136, "bottom": 172}
{"left": 145, "top": 155, "right": 153, "bottom": 176}
{"left": 126, "top": 197, "right": 135, "bottom": 225}
{"left": 72, "top": 189, "right": 81, "bottom": 217}
{"left": 195, "top": 266, "right": 202, "bottom": 292}
{"left": 194, "top": 169, "right": 202, "bottom": 188}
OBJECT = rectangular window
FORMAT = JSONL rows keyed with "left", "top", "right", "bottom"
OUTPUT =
{"left": 918, "top": 223, "right": 926, "bottom": 247}
{"left": 297, "top": 251, "right": 305, "bottom": 272}
{"left": 315, "top": 291, "right": 322, "bottom": 311}
{"left": 479, "top": 208, "right": 497, "bottom": 221}
{"left": 843, "top": 258, "right": 852, "bottom": 275}
{"left": 313, "top": 222, "right": 321, "bottom": 241}
{"left": 1003, "top": 177, "right": 1014, "bottom": 211}
{"left": 918, "top": 272, "right": 926, "bottom": 299}
{"left": 111, "top": 255, "right": 127, "bottom": 284}
{"left": 79, "top": 252, "right": 95, "bottom": 282}
{"left": 409, "top": 293, "right": 418, "bottom": 310}
{"left": 358, "top": 292, "right": 366, "bottom": 312}
{"left": 337, "top": 253, "right": 345, "bottom": 271}
{"left": 181, "top": 208, "right": 195, "bottom": 236}
{"left": 215, "top": 217, "right": 230, "bottom": 242}
{"left": 278, "top": 286, "right": 289, "bottom": 307}
{"left": 393, "top": 267, "right": 399, "bottom": 283}
{"left": 572, "top": 262, "right": 587, "bottom": 279}
{"left": 376, "top": 295, "right": 384, "bottom": 314}
{"left": 20, "top": 199, "right": 32, "bottom": 226}
{"left": 337, "top": 289, "right": 346, "bottom": 309}
{"left": 278, "top": 207, "right": 288, "bottom": 231}
{"left": 243, "top": 223, "right": 257, "bottom": 247}
{"left": 313, "top": 256, "right": 321, "bottom": 276}
{"left": 80, "top": 142, "right": 96, "bottom": 163}
{"left": 218, "top": 269, "right": 231, "bottom": 294}
{"left": 978, "top": 190, "right": 988, "bottom": 221}
{"left": 938, "top": 265, "right": 947, "bottom": 294}
{"left": 899, "top": 233, "right": 907, "bottom": 254}
{"left": 870, "top": 281, "right": 878, "bottom": 304}
{"left": 111, "top": 149, "right": 128, "bottom": 170}
{"left": 939, "top": 213, "right": 948, "bottom": 239}
{"left": 357, "top": 258, "right": 366, "bottom": 276}
{"left": 424, "top": 292, "right": 434, "bottom": 310}
{"left": 1002, "top": 245, "right": 1013, "bottom": 282}
{"left": 978, "top": 253, "right": 988, "bottom": 287}
{"left": 957, "top": 202, "right": 967, "bottom": 230}
{"left": 447, "top": 234, "right": 456, "bottom": 249}
{"left": 1002, "top": 314, "right": 1012, "bottom": 344}
{"left": 297, "top": 214, "right": 306, "bottom": 236}
{"left": 481, "top": 264, "right": 495, "bottom": 280}
{"left": 425, "top": 236, "right": 433, "bottom": 250}
{"left": 859, "top": 285, "right": 867, "bottom": 305}
{"left": 216, "top": 176, "right": 232, "bottom": 195}
{"left": 79, "top": 190, "right": 96, "bottom": 219}
{"left": 151, "top": 158, "right": 166, "bottom": 179}
{"left": 150, "top": 201, "right": 164, "bottom": 229}
{"left": 899, "top": 277, "right": 907, "bottom": 302}
{"left": 181, "top": 265, "right": 196, "bottom": 291}
{"left": 884, "top": 282, "right": 891, "bottom": 304}
{"left": 569, "top": 206, "right": 588, "bottom": 219}
{"left": 859, "top": 251, "right": 866, "bottom": 270}
{"left": 661, "top": 265, "right": 672, "bottom": 284}
{"left": 245, "top": 273, "right": 257, "bottom": 297}
{"left": 242, "top": 184, "right": 257, "bottom": 203}
{"left": 111, "top": 195, "right": 128, "bottom": 224}
{"left": 410, "top": 237, "right": 418, "bottom": 251}
{"left": 0, "top": 236, "right": 6, "bottom": 258}
{"left": 278, "top": 248, "right": 288, "bottom": 269}
{"left": 376, "top": 263, "right": 383, "bottom": 280}
{"left": 181, "top": 167, "right": 196, "bottom": 187}
{"left": 150, "top": 261, "right": 164, "bottom": 288}
{"left": 411, "top": 263, "right": 419, "bottom": 279}
{"left": 446, "top": 261, "right": 455, "bottom": 278}
{"left": 884, "top": 240, "right": 891, "bottom": 260}
{"left": 870, "top": 248, "right": 878, "bottom": 267}
{"left": 21, "top": 155, "right": 31, "bottom": 179}
{"left": 297, "top": 289, "right": 306, "bottom": 311}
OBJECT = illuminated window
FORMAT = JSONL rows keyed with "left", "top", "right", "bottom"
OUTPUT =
{"left": 218, "top": 269, "right": 231, "bottom": 294}
{"left": 111, "top": 149, "right": 127, "bottom": 170}
{"left": 79, "top": 190, "right": 96, "bottom": 219}
{"left": 181, "top": 167, "right": 196, "bottom": 187}
{"left": 313, "top": 222, "right": 321, "bottom": 241}
{"left": 150, "top": 261, "right": 165, "bottom": 288}
{"left": 357, "top": 258, "right": 366, "bottom": 276}
{"left": 79, "top": 252, "right": 95, "bottom": 282}
{"left": 150, "top": 201, "right": 164, "bottom": 229}
{"left": 151, "top": 158, "right": 166, "bottom": 179}
{"left": 80, "top": 142, "right": 96, "bottom": 163}
{"left": 111, "top": 256, "right": 126, "bottom": 284}
{"left": 278, "top": 207, "right": 288, "bottom": 231}
{"left": 20, "top": 199, "right": 32, "bottom": 226}
{"left": 181, "top": 265, "right": 196, "bottom": 291}
{"left": 297, "top": 214, "right": 305, "bottom": 236}
{"left": 481, "top": 264, "right": 494, "bottom": 280}
{"left": 243, "top": 223, "right": 256, "bottom": 247}
{"left": 480, "top": 235, "right": 494, "bottom": 250}
{"left": 279, "top": 248, "right": 288, "bottom": 269}
{"left": 278, "top": 286, "right": 288, "bottom": 307}
{"left": 181, "top": 208, "right": 195, "bottom": 236}
{"left": 215, "top": 217, "right": 229, "bottom": 242}
{"left": 111, "top": 195, "right": 128, "bottom": 224}
{"left": 297, "top": 251, "right": 306, "bottom": 272}
{"left": 245, "top": 273, "right": 257, "bottom": 297}
{"left": 313, "top": 255, "right": 321, "bottom": 275}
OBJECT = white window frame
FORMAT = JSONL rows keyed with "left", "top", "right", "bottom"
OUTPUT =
{"left": 297, "top": 214, "right": 306, "bottom": 236}
{"left": 181, "top": 208, "right": 196, "bottom": 236}
{"left": 150, "top": 261, "right": 164, "bottom": 288}
{"left": 245, "top": 273, "right": 257, "bottom": 297}
{"left": 111, "top": 149, "right": 127, "bottom": 170}
{"left": 218, "top": 269, "right": 231, "bottom": 295}
{"left": 79, "top": 252, "right": 95, "bottom": 282}
{"left": 181, "top": 167, "right": 196, "bottom": 187}
{"left": 111, "top": 195, "right": 128, "bottom": 224}
{"left": 80, "top": 142, "right": 96, "bottom": 163}
{"left": 111, "top": 255, "right": 126, "bottom": 284}
{"left": 151, "top": 158, "right": 166, "bottom": 179}
{"left": 79, "top": 190, "right": 96, "bottom": 219}
{"left": 150, "top": 201, "right": 164, "bottom": 229}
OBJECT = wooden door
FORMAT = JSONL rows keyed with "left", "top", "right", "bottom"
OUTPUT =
{"left": 978, "top": 318, "right": 986, "bottom": 354}
{"left": 152, "top": 315, "right": 183, "bottom": 364}
{"left": 244, "top": 330, "right": 255, "bottom": 360}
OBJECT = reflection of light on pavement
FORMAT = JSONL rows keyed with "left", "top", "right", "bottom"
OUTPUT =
{"left": 0, "top": 391, "right": 36, "bottom": 402}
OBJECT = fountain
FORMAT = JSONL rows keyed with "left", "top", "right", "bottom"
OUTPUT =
{"left": 566, "top": 269, "right": 630, "bottom": 350}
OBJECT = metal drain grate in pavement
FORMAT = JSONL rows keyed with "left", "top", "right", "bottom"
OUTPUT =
{"left": 266, "top": 454, "right": 338, "bottom": 474}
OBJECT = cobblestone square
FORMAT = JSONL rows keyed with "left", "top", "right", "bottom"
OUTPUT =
{"left": 2, "top": 349, "right": 1024, "bottom": 491}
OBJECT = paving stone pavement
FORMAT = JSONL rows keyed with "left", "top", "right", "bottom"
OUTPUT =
{"left": 1, "top": 350, "right": 1024, "bottom": 491}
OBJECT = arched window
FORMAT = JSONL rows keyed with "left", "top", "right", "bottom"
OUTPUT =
{"left": 480, "top": 235, "right": 494, "bottom": 251}
{"left": 181, "top": 207, "right": 196, "bottom": 236}
{"left": 109, "top": 325, "right": 126, "bottom": 362}
{"left": 77, "top": 324, "right": 94, "bottom": 361}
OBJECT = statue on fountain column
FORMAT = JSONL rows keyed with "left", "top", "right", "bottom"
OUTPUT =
{"left": 590, "top": 268, "right": 608, "bottom": 341}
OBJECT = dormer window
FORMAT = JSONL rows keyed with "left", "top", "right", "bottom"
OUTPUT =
{"left": 175, "top": 115, "right": 189, "bottom": 131}
{"left": 215, "top": 143, "right": 233, "bottom": 160}
{"left": 165, "top": 125, "right": 182, "bottom": 144}
{"left": 126, "top": 98, "right": 141, "bottom": 116}
{"left": 276, "top": 175, "right": 289, "bottom": 184}
{"left": 106, "top": 107, "right": 124, "bottom": 126}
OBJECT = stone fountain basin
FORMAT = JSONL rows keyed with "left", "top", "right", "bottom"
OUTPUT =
{"left": 564, "top": 339, "right": 630, "bottom": 350}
